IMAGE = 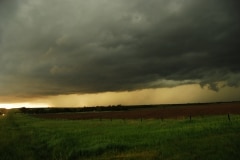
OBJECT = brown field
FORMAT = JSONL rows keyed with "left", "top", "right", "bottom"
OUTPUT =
{"left": 35, "top": 102, "right": 240, "bottom": 120}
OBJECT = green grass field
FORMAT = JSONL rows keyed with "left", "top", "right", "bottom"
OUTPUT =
{"left": 0, "top": 110, "right": 240, "bottom": 160}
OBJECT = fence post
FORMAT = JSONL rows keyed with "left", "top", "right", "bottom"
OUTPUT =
{"left": 228, "top": 113, "right": 231, "bottom": 121}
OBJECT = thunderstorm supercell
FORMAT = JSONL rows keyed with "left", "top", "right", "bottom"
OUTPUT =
{"left": 0, "top": 0, "right": 240, "bottom": 106}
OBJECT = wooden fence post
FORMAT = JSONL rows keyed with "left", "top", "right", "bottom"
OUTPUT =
{"left": 228, "top": 113, "right": 231, "bottom": 121}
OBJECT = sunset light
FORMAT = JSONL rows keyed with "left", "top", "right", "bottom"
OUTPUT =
{"left": 0, "top": 103, "right": 50, "bottom": 109}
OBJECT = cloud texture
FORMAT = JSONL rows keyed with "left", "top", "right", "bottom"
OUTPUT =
{"left": 0, "top": 0, "right": 240, "bottom": 97}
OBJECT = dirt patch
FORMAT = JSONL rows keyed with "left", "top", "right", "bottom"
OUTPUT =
{"left": 34, "top": 102, "right": 240, "bottom": 120}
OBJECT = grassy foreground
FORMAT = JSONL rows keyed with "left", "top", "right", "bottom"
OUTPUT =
{"left": 0, "top": 110, "right": 240, "bottom": 160}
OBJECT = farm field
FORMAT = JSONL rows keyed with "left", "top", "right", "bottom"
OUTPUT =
{"left": 0, "top": 102, "right": 240, "bottom": 160}
{"left": 34, "top": 102, "right": 240, "bottom": 120}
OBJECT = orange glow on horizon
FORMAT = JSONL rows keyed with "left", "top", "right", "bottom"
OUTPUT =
{"left": 47, "top": 84, "right": 240, "bottom": 107}
{"left": 0, "top": 103, "right": 50, "bottom": 109}
{"left": 1, "top": 84, "right": 240, "bottom": 108}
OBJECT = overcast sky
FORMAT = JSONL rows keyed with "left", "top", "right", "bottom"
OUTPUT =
{"left": 0, "top": 0, "right": 240, "bottom": 107}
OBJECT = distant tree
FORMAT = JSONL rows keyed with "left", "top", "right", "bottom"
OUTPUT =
{"left": 20, "top": 107, "right": 27, "bottom": 113}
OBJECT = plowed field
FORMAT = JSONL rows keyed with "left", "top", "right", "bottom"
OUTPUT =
{"left": 35, "top": 102, "right": 240, "bottom": 120}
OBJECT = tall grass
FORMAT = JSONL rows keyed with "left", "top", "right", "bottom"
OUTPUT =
{"left": 0, "top": 110, "right": 240, "bottom": 160}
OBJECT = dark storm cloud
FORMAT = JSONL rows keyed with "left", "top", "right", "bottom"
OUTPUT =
{"left": 0, "top": 0, "right": 240, "bottom": 97}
